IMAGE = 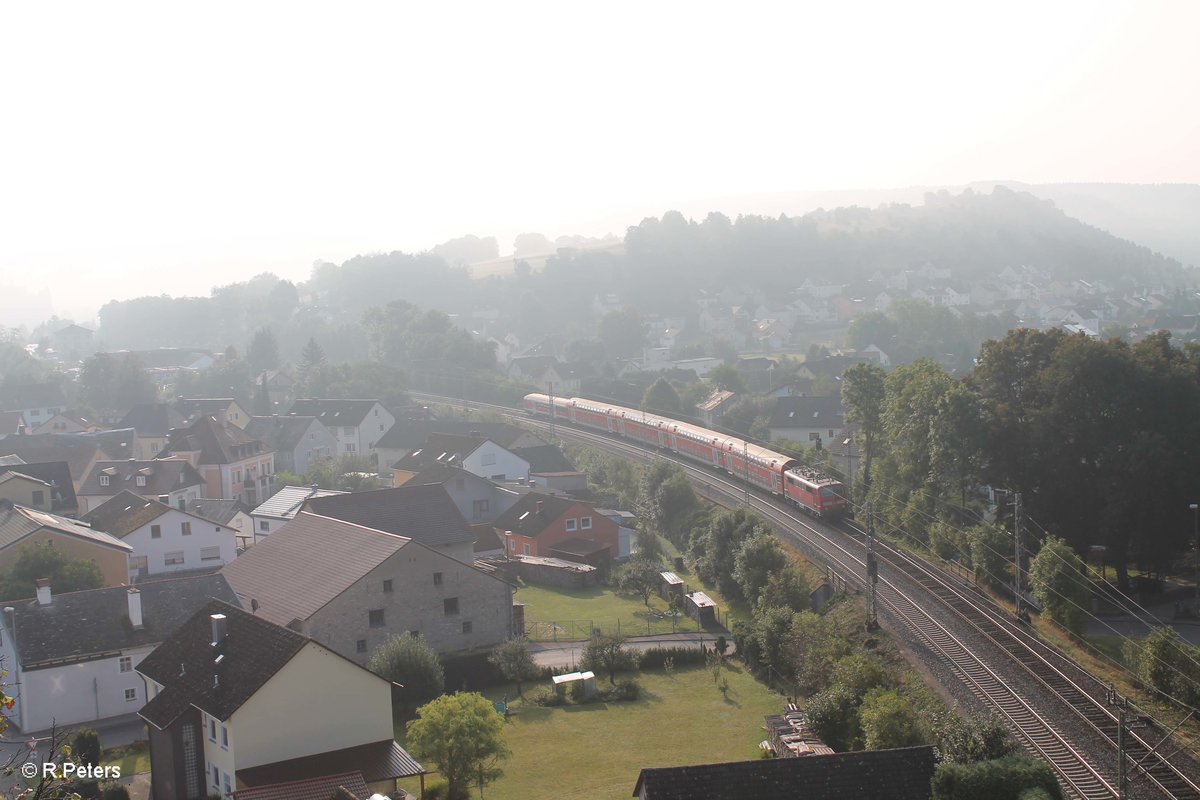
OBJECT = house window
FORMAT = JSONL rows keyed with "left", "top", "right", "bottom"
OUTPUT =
{"left": 443, "top": 597, "right": 459, "bottom": 616}
{"left": 31, "top": 490, "right": 44, "bottom": 506}
{"left": 100, "top": 475, "right": 111, "bottom": 487}
{"left": 509, "top": 539, "right": 517, "bottom": 552}
{"left": 356, "top": 639, "right": 367, "bottom": 653}
{"left": 565, "top": 518, "right": 577, "bottom": 532}
{"left": 181, "top": 521, "right": 192, "bottom": 535}
{"left": 223, "top": 773, "right": 231, "bottom": 796}
{"left": 433, "top": 572, "right": 443, "bottom": 586}
{"left": 212, "top": 766, "right": 219, "bottom": 789}
{"left": 221, "top": 726, "right": 228, "bottom": 749}
{"left": 369, "top": 609, "right": 385, "bottom": 628}
{"left": 462, "top": 620, "right": 472, "bottom": 634}
{"left": 164, "top": 551, "right": 185, "bottom": 566}
{"left": 523, "top": 543, "right": 531, "bottom": 555}
{"left": 130, "top": 555, "right": 148, "bottom": 574}
{"left": 581, "top": 516, "right": 592, "bottom": 530}
{"left": 345, "top": 443, "right": 356, "bottom": 453}
{"left": 809, "top": 432, "right": 821, "bottom": 441}
{"left": 200, "top": 546, "right": 221, "bottom": 561}
{"left": 481, "top": 452, "right": 496, "bottom": 466}
{"left": 472, "top": 499, "right": 489, "bottom": 518}
{"left": 209, "top": 719, "right": 217, "bottom": 742}
{"left": 119, "top": 656, "right": 133, "bottom": 673}
{"left": 383, "top": 579, "right": 393, "bottom": 593}
{"left": 259, "top": 520, "right": 269, "bottom": 531}
{"left": 150, "top": 524, "right": 161, "bottom": 539}
{"left": 136, "top": 475, "right": 146, "bottom": 487}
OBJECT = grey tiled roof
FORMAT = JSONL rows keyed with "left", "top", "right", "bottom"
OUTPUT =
{"left": 304, "top": 484, "right": 476, "bottom": 547}
{"left": 6, "top": 572, "right": 239, "bottom": 668}
{"left": 376, "top": 420, "right": 530, "bottom": 450}
{"left": 81, "top": 490, "right": 172, "bottom": 537}
{"left": 237, "top": 741, "right": 423, "bottom": 787}
{"left": 187, "top": 498, "right": 247, "bottom": 526}
{"left": 632, "top": 746, "right": 938, "bottom": 800}
{"left": 245, "top": 415, "right": 321, "bottom": 452}
{"left": 767, "top": 395, "right": 845, "bottom": 429}
{"left": 117, "top": 403, "right": 186, "bottom": 437}
{"left": 512, "top": 444, "right": 576, "bottom": 474}
{"left": 286, "top": 399, "right": 381, "bottom": 427}
{"left": 78, "top": 459, "right": 205, "bottom": 499}
{"left": 160, "top": 415, "right": 267, "bottom": 465}
{"left": 221, "top": 512, "right": 411, "bottom": 626}
{"left": 251, "top": 485, "right": 347, "bottom": 521}
{"left": 137, "top": 599, "right": 304, "bottom": 727}
{"left": 492, "top": 492, "right": 582, "bottom": 538}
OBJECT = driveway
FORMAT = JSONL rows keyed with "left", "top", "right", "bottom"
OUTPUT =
{"left": 528, "top": 630, "right": 733, "bottom": 670}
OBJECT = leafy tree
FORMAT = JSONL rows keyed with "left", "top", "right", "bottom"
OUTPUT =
{"left": 616, "top": 558, "right": 664, "bottom": 607}
{"left": 1124, "top": 626, "right": 1200, "bottom": 706}
{"left": 968, "top": 523, "right": 1012, "bottom": 593}
{"left": 406, "top": 692, "right": 509, "bottom": 800}
{"left": 70, "top": 727, "right": 101, "bottom": 767}
{"left": 692, "top": 508, "right": 766, "bottom": 601}
{"left": 791, "top": 611, "right": 852, "bottom": 694}
{"left": 806, "top": 683, "right": 862, "bottom": 751}
{"left": 749, "top": 605, "right": 797, "bottom": 680}
{"left": 859, "top": 688, "right": 927, "bottom": 749}
{"left": 367, "top": 633, "right": 445, "bottom": 710}
{"left": 1027, "top": 536, "right": 1091, "bottom": 634}
{"left": 642, "top": 377, "right": 681, "bottom": 415}
{"left": 633, "top": 526, "right": 665, "bottom": 564}
{"left": 298, "top": 337, "right": 326, "bottom": 377}
{"left": 732, "top": 532, "right": 787, "bottom": 606}
{"left": 246, "top": 327, "right": 280, "bottom": 375}
{"left": 78, "top": 352, "right": 157, "bottom": 413}
{"left": 932, "top": 713, "right": 1015, "bottom": 763}
{"left": 706, "top": 363, "right": 746, "bottom": 393}
{"left": 829, "top": 653, "right": 892, "bottom": 698}
{"left": 581, "top": 634, "right": 640, "bottom": 684}
{"left": 0, "top": 542, "right": 104, "bottom": 601}
{"left": 841, "top": 362, "right": 885, "bottom": 493}
{"left": 598, "top": 308, "right": 646, "bottom": 359}
{"left": 487, "top": 638, "right": 540, "bottom": 696}
{"left": 931, "top": 756, "right": 1063, "bottom": 800}
{"left": 758, "top": 565, "right": 811, "bottom": 612}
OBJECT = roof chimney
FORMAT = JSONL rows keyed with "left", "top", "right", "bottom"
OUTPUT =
{"left": 36, "top": 578, "right": 51, "bottom": 606}
{"left": 210, "top": 613, "right": 227, "bottom": 646}
{"left": 128, "top": 587, "right": 143, "bottom": 629}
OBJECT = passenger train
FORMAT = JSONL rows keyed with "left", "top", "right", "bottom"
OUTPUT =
{"left": 522, "top": 393, "right": 850, "bottom": 518}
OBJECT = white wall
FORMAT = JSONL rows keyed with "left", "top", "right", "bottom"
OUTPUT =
{"left": 119, "top": 509, "right": 237, "bottom": 578}
{"left": 293, "top": 419, "right": 338, "bottom": 475}
{"left": 463, "top": 442, "right": 528, "bottom": 482}
{"left": 231, "top": 642, "right": 393, "bottom": 769}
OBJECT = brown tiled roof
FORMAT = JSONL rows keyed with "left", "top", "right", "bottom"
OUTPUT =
{"left": 220, "top": 512, "right": 411, "bottom": 626}
{"left": 81, "top": 490, "right": 171, "bottom": 537}
{"left": 137, "top": 599, "right": 307, "bottom": 728}
{"left": 78, "top": 459, "right": 204, "bottom": 498}
{"left": 236, "top": 740, "right": 424, "bottom": 786}
{"left": 245, "top": 415, "right": 322, "bottom": 453}
{"left": 232, "top": 772, "right": 369, "bottom": 800}
{"left": 160, "top": 415, "right": 266, "bottom": 465}
{"left": 305, "top": 483, "right": 476, "bottom": 548}
{"left": 492, "top": 492, "right": 581, "bottom": 538}
{"left": 631, "top": 746, "right": 938, "bottom": 800}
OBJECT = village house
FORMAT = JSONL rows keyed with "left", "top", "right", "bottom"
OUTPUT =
{"left": 29, "top": 410, "right": 99, "bottom": 435}
{"left": 0, "top": 573, "right": 238, "bottom": 737}
{"left": 137, "top": 600, "right": 424, "bottom": 800}
{"left": 77, "top": 458, "right": 206, "bottom": 514}
{"left": 176, "top": 397, "right": 252, "bottom": 430}
{"left": 249, "top": 485, "right": 347, "bottom": 541}
{"left": 375, "top": 419, "right": 545, "bottom": 484}
{"left": 392, "top": 432, "right": 531, "bottom": 485}
{"left": 221, "top": 510, "right": 514, "bottom": 660}
{"left": 0, "top": 471, "right": 55, "bottom": 512}
{"left": 157, "top": 415, "right": 276, "bottom": 507}
{"left": 0, "top": 383, "right": 67, "bottom": 431}
{"left": 767, "top": 396, "right": 846, "bottom": 446}
{"left": 492, "top": 492, "right": 620, "bottom": 566}
{"left": 286, "top": 398, "right": 395, "bottom": 461}
{"left": 0, "top": 461, "right": 77, "bottom": 516}
{"left": 244, "top": 414, "right": 337, "bottom": 475}
{"left": 186, "top": 498, "right": 254, "bottom": 549}
{"left": 117, "top": 403, "right": 188, "bottom": 460}
{"left": 82, "top": 490, "right": 239, "bottom": 580}
{"left": 0, "top": 499, "right": 133, "bottom": 589}
{"left": 0, "top": 411, "right": 27, "bottom": 437}
{"left": 398, "top": 464, "right": 522, "bottom": 526}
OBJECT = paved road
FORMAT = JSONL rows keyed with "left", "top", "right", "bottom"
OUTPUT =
{"left": 528, "top": 631, "right": 732, "bottom": 669}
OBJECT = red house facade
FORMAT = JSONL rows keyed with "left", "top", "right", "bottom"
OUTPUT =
{"left": 492, "top": 492, "right": 619, "bottom": 562}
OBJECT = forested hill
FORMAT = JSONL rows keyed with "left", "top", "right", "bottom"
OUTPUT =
{"left": 618, "top": 186, "right": 1183, "bottom": 297}
{"left": 91, "top": 187, "right": 1185, "bottom": 353}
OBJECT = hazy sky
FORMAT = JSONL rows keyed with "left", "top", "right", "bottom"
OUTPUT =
{"left": 2, "top": 0, "right": 1197, "bottom": 323}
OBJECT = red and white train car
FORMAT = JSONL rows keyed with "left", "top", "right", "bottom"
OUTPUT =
{"left": 522, "top": 392, "right": 849, "bottom": 519}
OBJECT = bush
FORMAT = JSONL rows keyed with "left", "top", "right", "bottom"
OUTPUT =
{"left": 101, "top": 786, "right": 131, "bottom": 800}
{"left": 368, "top": 633, "right": 445, "bottom": 710}
{"left": 422, "top": 780, "right": 449, "bottom": 800}
{"left": 530, "top": 687, "right": 564, "bottom": 707}
{"left": 603, "top": 678, "right": 640, "bottom": 701}
{"left": 639, "top": 646, "right": 709, "bottom": 670}
{"left": 931, "top": 757, "right": 1063, "bottom": 800}
{"left": 70, "top": 727, "right": 102, "bottom": 767}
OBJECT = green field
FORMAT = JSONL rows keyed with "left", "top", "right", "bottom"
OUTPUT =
{"left": 514, "top": 583, "right": 710, "bottom": 640}
{"left": 400, "top": 664, "right": 784, "bottom": 800}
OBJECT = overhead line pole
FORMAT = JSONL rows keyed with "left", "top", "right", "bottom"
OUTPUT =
{"left": 866, "top": 503, "right": 879, "bottom": 631}
{"left": 1014, "top": 491, "right": 1024, "bottom": 620}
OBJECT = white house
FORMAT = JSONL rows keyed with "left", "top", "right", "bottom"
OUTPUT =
{"left": 82, "top": 491, "right": 240, "bottom": 580}
{"left": 767, "top": 395, "right": 846, "bottom": 445}
{"left": 392, "top": 432, "right": 530, "bottom": 484}
{"left": 286, "top": 399, "right": 396, "bottom": 461}
{"left": 77, "top": 458, "right": 207, "bottom": 514}
{"left": 0, "top": 573, "right": 238, "bottom": 736}
{"left": 0, "top": 383, "right": 66, "bottom": 431}
{"left": 138, "top": 600, "right": 424, "bottom": 799}
{"left": 249, "top": 485, "right": 347, "bottom": 542}
{"left": 244, "top": 415, "right": 338, "bottom": 476}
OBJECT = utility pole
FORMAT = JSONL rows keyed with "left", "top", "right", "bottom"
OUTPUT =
{"left": 1013, "top": 491, "right": 1024, "bottom": 620}
{"left": 865, "top": 503, "right": 879, "bottom": 631}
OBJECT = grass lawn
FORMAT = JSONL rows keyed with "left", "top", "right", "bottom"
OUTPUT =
{"left": 102, "top": 741, "right": 150, "bottom": 775}
{"left": 514, "top": 583, "right": 706, "bottom": 640}
{"left": 399, "top": 663, "right": 784, "bottom": 800}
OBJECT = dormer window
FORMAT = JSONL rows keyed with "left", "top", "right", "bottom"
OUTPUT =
{"left": 136, "top": 476, "right": 146, "bottom": 487}
{"left": 100, "top": 475, "right": 111, "bottom": 487}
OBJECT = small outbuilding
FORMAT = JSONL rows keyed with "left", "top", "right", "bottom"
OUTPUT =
{"left": 659, "top": 571, "right": 685, "bottom": 602}
{"left": 552, "top": 670, "right": 598, "bottom": 700}
{"left": 684, "top": 591, "right": 717, "bottom": 626}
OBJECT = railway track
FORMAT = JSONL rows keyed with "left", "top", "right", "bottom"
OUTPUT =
{"left": 409, "top": 391, "right": 1200, "bottom": 798}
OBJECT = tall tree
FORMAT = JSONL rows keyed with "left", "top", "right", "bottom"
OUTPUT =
{"left": 1028, "top": 536, "right": 1091, "bottom": 635}
{"left": 642, "top": 377, "right": 681, "bottom": 415}
{"left": 841, "top": 362, "right": 886, "bottom": 495}
{"left": 78, "top": 352, "right": 157, "bottom": 413}
{"left": 247, "top": 327, "right": 280, "bottom": 375}
{"left": 406, "top": 692, "right": 509, "bottom": 800}
{"left": 487, "top": 638, "right": 540, "bottom": 696}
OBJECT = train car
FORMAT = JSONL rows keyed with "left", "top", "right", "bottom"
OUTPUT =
{"left": 784, "top": 465, "right": 849, "bottom": 518}
{"left": 570, "top": 398, "right": 616, "bottom": 433}
{"left": 722, "top": 440, "right": 794, "bottom": 495}
{"left": 616, "top": 409, "right": 667, "bottom": 448}
{"left": 523, "top": 393, "right": 553, "bottom": 416}
{"left": 664, "top": 422, "right": 725, "bottom": 469}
